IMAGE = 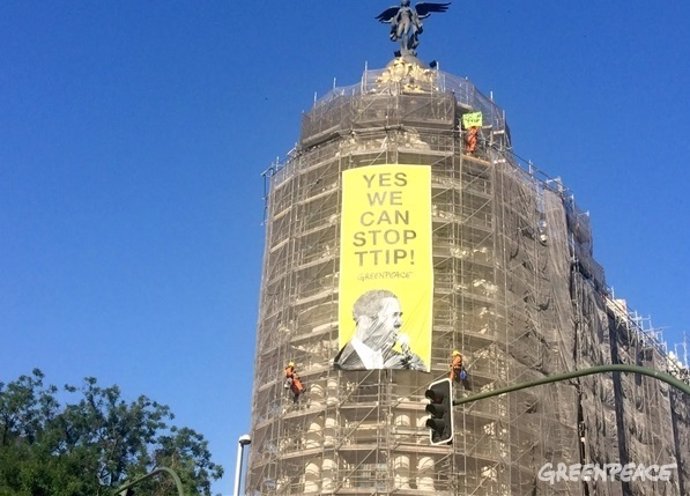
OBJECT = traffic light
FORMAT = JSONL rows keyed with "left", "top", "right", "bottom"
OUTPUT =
{"left": 425, "top": 378, "right": 453, "bottom": 445}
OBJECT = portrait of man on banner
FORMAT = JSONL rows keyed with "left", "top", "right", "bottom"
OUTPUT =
{"left": 334, "top": 289, "right": 426, "bottom": 371}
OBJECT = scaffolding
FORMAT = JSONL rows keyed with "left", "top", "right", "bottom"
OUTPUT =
{"left": 247, "top": 57, "right": 689, "bottom": 495}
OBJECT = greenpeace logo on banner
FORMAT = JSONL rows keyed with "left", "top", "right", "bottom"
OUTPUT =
{"left": 538, "top": 463, "right": 677, "bottom": 484}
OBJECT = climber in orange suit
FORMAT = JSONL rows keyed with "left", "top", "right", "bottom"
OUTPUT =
{"left": 449, "top": 350, "right": 464, "bottom": 382}
{"left": 450, "top": 349, "right": 471, "bottom": 390}
{"left": 465, "top": 126, "right": 479, "bottom": 154}
{"left": 284, "top": 361, "right": 305, "bottom": 403}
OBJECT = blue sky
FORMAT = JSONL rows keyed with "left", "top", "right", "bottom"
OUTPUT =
{"left": 1, "top": 1, "right": 689, "bottom": 494}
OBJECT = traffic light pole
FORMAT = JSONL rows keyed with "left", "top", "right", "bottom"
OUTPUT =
{"left": 453, "top": 364, "right": 690, "bottom": 407}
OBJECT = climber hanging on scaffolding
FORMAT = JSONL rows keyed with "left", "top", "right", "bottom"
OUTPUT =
{"left": 465, "top": 126, "right": 479, "bottom": 154}
{"left": 284, "top": 361, "right": 305, "bottom": 403}
{"left": 449, "top": 350, "right": 464, "bottom": 381}
{"left": 449, "top": 350, "right": 470, "bottom": 390}
{"left": 462, "top": 111, "right": 483, "bottom": 155}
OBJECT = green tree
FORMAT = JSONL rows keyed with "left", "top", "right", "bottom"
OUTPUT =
{"left": 0, "top": 369, "right": 223, "bottom": 496}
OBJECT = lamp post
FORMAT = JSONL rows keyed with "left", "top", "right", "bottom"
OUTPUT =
{"left": 114, "top": 467, "right": 184, "bottom": 496}
{"left": 233, "top": 434, "right": 251, "bottom": 496}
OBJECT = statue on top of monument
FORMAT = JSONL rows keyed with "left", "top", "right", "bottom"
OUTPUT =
{"left": 376, "top": 0, "right": 451, "bottom": 57}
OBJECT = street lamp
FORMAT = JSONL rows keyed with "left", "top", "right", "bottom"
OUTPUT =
{"left": 114, "top": 467, "right": 185, "bottom": 496}
{"left": 233, "top": 434, "right": 251, "bottom": 496}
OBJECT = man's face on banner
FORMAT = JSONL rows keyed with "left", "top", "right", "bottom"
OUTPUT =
{"left": 367, "top": 296, "right": 402, "bottom": 350}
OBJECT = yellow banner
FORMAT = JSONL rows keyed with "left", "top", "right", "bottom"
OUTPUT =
{"left": 462, "top": 111, "right": 483, "bottom": 128}
{"left": 335, "top": 164, "right": 433, "bottom": 372}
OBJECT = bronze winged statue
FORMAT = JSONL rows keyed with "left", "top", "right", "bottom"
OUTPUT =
{"left": 376, "top": 0, "right": 451, "bottom": 56}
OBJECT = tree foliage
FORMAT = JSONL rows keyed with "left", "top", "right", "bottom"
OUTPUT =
{"left": 0, "top": 369, "right": 223, "bottom": 496}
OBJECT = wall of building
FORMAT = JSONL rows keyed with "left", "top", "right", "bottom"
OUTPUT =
{"left": 247, "top": 59, "right": 689, "bottom": 496}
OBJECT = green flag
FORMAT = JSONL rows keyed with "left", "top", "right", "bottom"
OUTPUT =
{"left": 462, "top": 111, "right": 483, "bottom": 128}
